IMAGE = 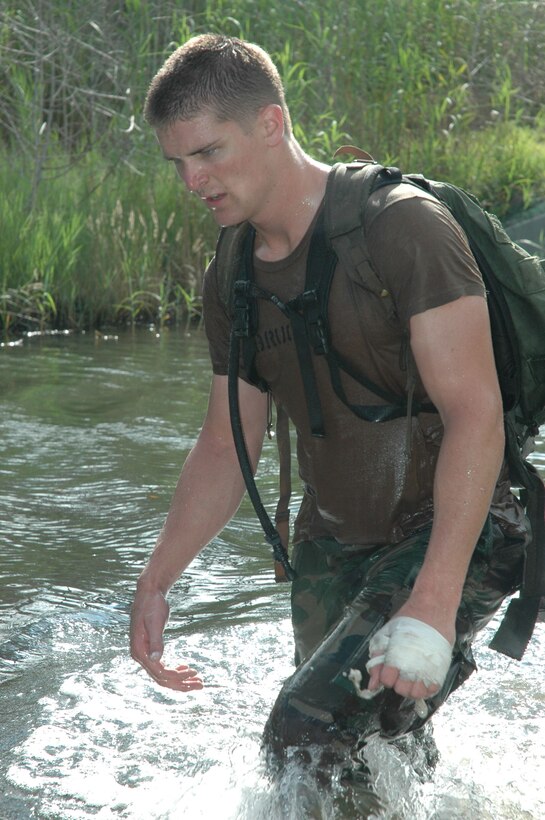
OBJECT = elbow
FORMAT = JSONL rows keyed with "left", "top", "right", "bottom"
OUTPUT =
{"left": 489, "top": 406, "right": 505, "bottom": 464}
{"left": 493, "top": 400, "right": 505, "bottom": 442}
{"left": 197, "top": 422, "right": 263, "bottom": 473}
{"left": 485, "top": 387, "right": 505, "bottom": 451}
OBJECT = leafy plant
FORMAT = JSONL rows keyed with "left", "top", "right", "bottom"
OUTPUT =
{"left": 2, "top": 0, "right": 545, "bottom": 337}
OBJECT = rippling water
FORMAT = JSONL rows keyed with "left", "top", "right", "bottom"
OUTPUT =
{"left": 1, "top": 327, "right": 544, "bottom": 819}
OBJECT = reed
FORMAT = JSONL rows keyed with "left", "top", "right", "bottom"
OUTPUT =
{"left": 2, "top": 0, "right": 545, "bottom": 336}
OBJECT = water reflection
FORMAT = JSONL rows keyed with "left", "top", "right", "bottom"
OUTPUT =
{"left": 0, "top": 327, "right": 544, "bottom": 818}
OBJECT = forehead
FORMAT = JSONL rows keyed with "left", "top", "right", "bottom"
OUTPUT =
{"left": 156, "top": 112, "right": 246, "bottom": 158}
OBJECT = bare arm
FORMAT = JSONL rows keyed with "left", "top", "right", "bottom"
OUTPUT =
{"left": 130, "top": 374, "right": 268, "bottom": 689}
{"left": 369, "top": 295, "right": 505, "bottom": 698}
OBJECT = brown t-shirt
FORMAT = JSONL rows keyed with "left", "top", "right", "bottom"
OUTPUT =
{"left": 203, "top": 182, "right": 489, "bottom": 546}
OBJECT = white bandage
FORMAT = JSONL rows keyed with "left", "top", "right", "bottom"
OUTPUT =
{"left": 347, "top": 667, "right": 429, "bottom": 718}
{"left": 366, "top": 616, "right": 453, "bottom": 689}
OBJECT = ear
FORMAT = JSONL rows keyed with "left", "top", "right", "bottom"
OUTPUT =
{"left": 259, "top": 104, "right": 285, "bottom": 146}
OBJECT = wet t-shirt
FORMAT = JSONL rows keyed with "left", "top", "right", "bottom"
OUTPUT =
{"left": 203, "top": 181, "right": 491, "bottom": 546}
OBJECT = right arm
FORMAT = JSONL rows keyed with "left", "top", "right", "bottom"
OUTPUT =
{"left": 130, "top": 373, "right": 268, "bottom": 689}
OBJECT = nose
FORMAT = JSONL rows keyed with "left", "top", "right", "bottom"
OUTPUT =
{"left": 180, "top": 161, "right": 208, "bottom": 195}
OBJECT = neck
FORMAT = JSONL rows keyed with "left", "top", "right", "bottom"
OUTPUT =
{"left": 252, "top": 142, "right": 330, "bottom": 262}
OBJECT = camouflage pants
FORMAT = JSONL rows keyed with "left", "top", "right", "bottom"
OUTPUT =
{"left": 263, "top": 514, "right": 528, "bottom": 763}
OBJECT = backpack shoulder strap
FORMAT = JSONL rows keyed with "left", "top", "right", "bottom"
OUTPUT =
{"left": 214, "top": 222, "right": 251, "bottom": 312}
{"left": 217, "top": 223, "right": 295, "bottom": 581}
{"left": 324, "top": 162, "right": 408, "bottom": 300}
{"left": 324, "top": 161, "right": 384, "bottom": 238}
{"left": 216, "top": 223, "right": 272, "bottom": 392}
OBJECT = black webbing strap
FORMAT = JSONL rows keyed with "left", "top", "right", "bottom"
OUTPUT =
{"left": 286, "top": 299, "right": 327, "bottom": 437}
{"left": 489, "top": 415, "right": 545, "bottom": 659}
{"left": 273, "top": 400, "right": 292, "bottom": 582}
{"left": 286, "top": 209, "right": 336, "bottom": 437}
{"left": 228, "top": 228, "right": 295, "bottom": 580}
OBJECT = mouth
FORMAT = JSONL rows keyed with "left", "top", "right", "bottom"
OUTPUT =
{"left": 201, "top": 193, "right": 225, "bottom": 207}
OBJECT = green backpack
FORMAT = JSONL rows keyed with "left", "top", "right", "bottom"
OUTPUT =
{"left": 218, "top": 154, "right": 545, "bottom": 661}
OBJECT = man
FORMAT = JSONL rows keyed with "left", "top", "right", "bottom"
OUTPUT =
{"left": 130, "top": 32, "right": 528, "bottom": 796}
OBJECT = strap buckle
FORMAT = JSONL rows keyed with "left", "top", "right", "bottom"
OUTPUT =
{"left": 296, "top": 290, "right": 329, "bottom": 355}
{"left": 232, "top": 280, "right": 252, "bottom": 338}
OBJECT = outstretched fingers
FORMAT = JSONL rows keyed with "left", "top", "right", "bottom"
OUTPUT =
{"left": 142, "top": 658, "right": 204, "bottom": 691}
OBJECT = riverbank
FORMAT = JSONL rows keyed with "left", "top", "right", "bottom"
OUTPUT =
{"left": 3, "top": 0, "right": 545, "bottom": 337}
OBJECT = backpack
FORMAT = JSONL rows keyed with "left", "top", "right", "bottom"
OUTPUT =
{"left": 217, "top": 151, "right": 545, "bottom": 661}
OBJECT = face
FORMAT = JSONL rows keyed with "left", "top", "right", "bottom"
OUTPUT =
{"left": 156, "top": 110, "right": 277, "bottom": 227}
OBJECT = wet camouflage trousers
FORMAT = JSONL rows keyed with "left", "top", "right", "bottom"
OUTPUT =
{"left": 263, "top": 514, "right": 528, "bottom": 761}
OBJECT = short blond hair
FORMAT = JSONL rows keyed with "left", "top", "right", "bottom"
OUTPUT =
{"left": 144, "top": 34, "right": 292, "bottom": 133}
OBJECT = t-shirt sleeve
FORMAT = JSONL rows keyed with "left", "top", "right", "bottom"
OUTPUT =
{"left": 366, "top": 191, "right": 486, "bottom": 326}
{"left": 202, "top": 257, "right": 231, "bottom": 376}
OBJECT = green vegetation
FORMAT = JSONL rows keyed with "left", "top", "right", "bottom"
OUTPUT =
{"left": 2, "top": 0, "right": 545, "bottom": 338}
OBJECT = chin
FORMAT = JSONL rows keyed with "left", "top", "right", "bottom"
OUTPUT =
{"left": 213, "top": 213, "right": 243, "bottom": 229}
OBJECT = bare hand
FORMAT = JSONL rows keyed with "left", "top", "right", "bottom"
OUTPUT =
{"left": 130, "top": 587, "right": 204, "bottom": 692}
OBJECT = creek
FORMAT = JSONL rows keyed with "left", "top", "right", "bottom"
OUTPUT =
{"left": 1, "top": 327, "right": 544, "bottom": 819}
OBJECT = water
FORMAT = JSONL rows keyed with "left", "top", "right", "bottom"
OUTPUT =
{"left": 1, "top": 327, "right": 544, "bottom": 819}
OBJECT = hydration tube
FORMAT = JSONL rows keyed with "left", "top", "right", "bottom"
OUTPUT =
{"left": 227, "top": 328, "right": 296, "bottom": 581}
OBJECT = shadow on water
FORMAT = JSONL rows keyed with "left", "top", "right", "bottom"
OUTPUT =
{"left": 1, "top": 327, "right": 544, "bottom": 819}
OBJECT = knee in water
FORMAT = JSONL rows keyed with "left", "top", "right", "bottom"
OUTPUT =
{"left": 379, "top": 689, "right": 428, "bottom": 738}
{"left": 263, "top": 692, "right": 338, "bottom": 759}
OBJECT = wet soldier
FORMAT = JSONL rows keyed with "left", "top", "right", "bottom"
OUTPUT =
{"left": 129, "top": 33, "right": 529, "bottom": 811}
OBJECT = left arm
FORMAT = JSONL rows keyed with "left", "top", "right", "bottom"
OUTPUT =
{"left": 369, "top": 294, "right": 505, "bottom": 699}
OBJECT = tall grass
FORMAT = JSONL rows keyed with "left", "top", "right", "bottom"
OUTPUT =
{"left": 0, "top": 148, "right": 214, "bottom": 334}
{"left": 2, "top": 0, "right": 545, "bottom": 336}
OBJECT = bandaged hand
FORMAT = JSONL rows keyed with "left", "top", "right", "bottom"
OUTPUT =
{"left": 366, "top": 616, "right": 454, "bottom": 700}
